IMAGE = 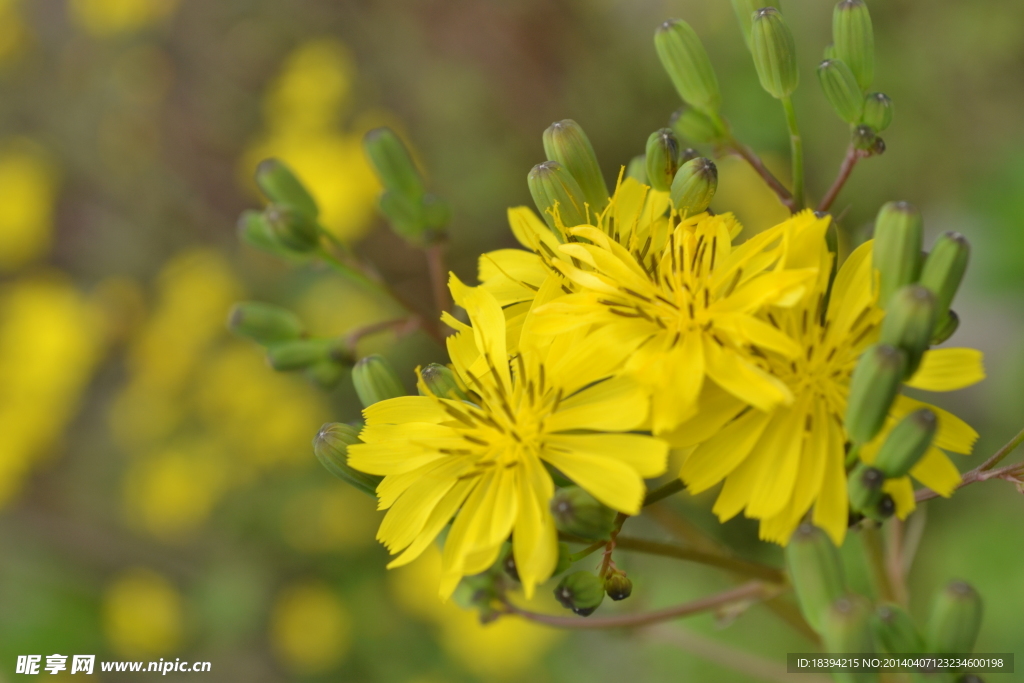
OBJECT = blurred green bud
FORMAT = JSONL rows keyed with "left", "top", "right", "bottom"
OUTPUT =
{"left": 378, "top": 190, "right": 423, "bottom": 240}
{"left": 871, "top": 136, "right": 886, "bottom": 156}
{"left": 833, "top": 0, "right": 874, "bottom": 91}
{"left": 625, "top": 154, "right": 648, "bottom": 184}
{"left": 255, "top": 158, "right": 319, "bottom": 219}
{"left": 264, "top": 205, "right": 321, "bottom": 252}
{"left": 847, "top": 463, "right": 885, "bottom": 513}
{"left": 852, "top": 124, "right": 877, "bottom": 152}
{"left": 818, "top": 59, "right": 864, "bottom": 124}
{"left": 932, "top": 309, "right": 960, "bottom": 345}
{"left": 266, "top": 339, "right": 332, "bottom": 371}
{"left": 862, "top": 92, "right": 893, "bottom": 132}
{"left": 352, "top": 354, "right": 405, "bottom": 408}
{"left": 669, "top": 105, "right": 724, "bottom": 144}
{"left": 420, "top": 363, "right": 469, "bottom": 401}
{"left": 927, "top": 581, "right": 983, "bottom": 655}
{"left": 670, "top": 157, "right": 718, "bottom": 216}
{"left": 543, "top": 119, "right": 610, "bottom": 212}
{"left": 554, "top": 571, "right": 605, "bottom": 617}
{"left": 554, "top": 542, "right": 573, "bottom": 575}
{"left": 879, "top": 285, "right": 937, "bottom": 377}
{"left": 846, "top": 344, "right": 906, "bottom": 444}
{"left": 822, "top": 597, "right": 877, "bottom": 676}
{"left": 730, "top": 0, "right": 767, "bottom": 48}
{"left": 313, "top": 422, "right": 381, "bottom": 496}
{"left": 305, "top": 360, "right": 347, "bottom": 390}
{"left": 874, "top": 409, "right": 937, "bottom": 479}
{"left": 919, "top": 232, "right": 970, "bottom": 326}
{"left": 873, "top": 201, "right": 924, "bottom": 307}
{"left": 786, "top": 523, "right": 847, "bottom": 633}
{"left": 873, "top": 603, "right": 925, "bottom": 654}
{"left": 604, "top": 572, "right": 633, "bottom": 601}
{"left": 228, "top": 302, "right": 304, "bottom": 345}
{"left": 645, "top": 128, "right": 683, "bottom": 193}
{"left": 750, "top": 7, "right": 799, "bottom": 100}
{"left": 550, "top": 486, "right": 616, "bottom": 540}
{"left": 421, "top": 193, "right": 452, "bottom": 232}
{"left": 824, "top": 43, "right": 837, "bottom": 60}
{"left": 237, "top": 210, "right": 286, "bottom": 255}
{"left": 363, "top": 127, "right": 424, "bottom": 200}
{"left": 528, "top": 161, "right": 589, "bottom": 232}
{"left": 654, "top": 19, "right": 721, "bottom": 113}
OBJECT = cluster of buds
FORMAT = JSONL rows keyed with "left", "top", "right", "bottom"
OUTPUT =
{"left": 237, "top": 159, "right": 328, "bottom": 256}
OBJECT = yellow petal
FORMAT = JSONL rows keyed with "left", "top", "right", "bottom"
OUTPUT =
{"left": 715, "top": 313, "right": 802, "bottom": 358}
{"left": 905, "top": 348, "right": 985, "bottom": 392}
{"left": 882, "top": 477, "right": 916, "bottom": 520}
{"left": 377, "top": 460, "right": 463, "bottom": 552}
{"left": 746, "top": 401, "right": 808, "bottom": 519}
{"left": 681, "top": 408, "right": 772, "bottom": 493}
{"left": 541, "top": 444, "right": 646, "bottom": 515}
{"left": 364, "top": 396, "right": 449, "bottom": 425}
{"left": 546, "top": 433, "right": 668, "bottom": 478}
{"left": 386, "top": 478, "right": 474, "bottom": 569}
{"left": 704, "top": 336, "right": 792, "bottom": 411}
{"left": 910, "top": 447, "right": 962, "bottom": 497}
{"left": 891, "top": 395, "right": 978, "bottom": 454}
{"left": 812, "top": 413, "right": 849, "bottom": 546}
{"left": 545, "top": 375, "right": 648, "bottom": 432}
{"left": 513, "top": 455, "right": 558, "bottom": 599}
{"left": 660, "top": 382, "right": 747, "bottom": 448}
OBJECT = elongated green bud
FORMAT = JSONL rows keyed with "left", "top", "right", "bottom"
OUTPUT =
{"left": 554, "top": 571, "right": 604, "bottom": 616}
{"left": 846, "top": 344, "right": 906, "bottom": 444}
{"left": 669, "top": 105, "right": 724, "bottom": 143}
{"left": 305, "top": 360, "right": 346, "bottom": 390}
{"left": 625, "top": 155, "right": 648, "bottom": 184}
{"left": 550, "top": 486, "right": 616, "bottom": 540}
{"left": 352, "top": 354, "right": 405, "bottom": 408}
{"left": 604, "top": 572, "right": 633, "bottom": 601}
{"left": 927, "top": 581, "right": 983, "bottom": 655}
{"left": 553, "top": 542, "right": 573, "bottom": 575}
{"left": 879, "top": 285, "right": 936, "bottom": 377}
{"left": 818, "top": 59, "right": 864, "bottom": 124}
{"left": 654, "top": 20, "right": 721, "bottom": 113}
{"left": 750, "top": 8, "right": 799, "bottom": 99}
{"left": 363, "top": 127, "right": 424, "bottom": 200}
{"left": 822, "top": 597, "right": 877, "bottom": 678}
{"left": 528, "top": 161, "right": 589, "bottom": 232}
{"left": 264, "top": 205, "right": 321, "bottom": 252}
{"left": 863, "top": 92, "right": 893, "bottom": 132}
{"left": 255, "top": 159, "right": 319, "bottom": 218}
{"left": 873, "top": 603, "right": 925, "bottom": 654}
{"left": 932, "top": 309, "right": 960, "bottom": 344}
{"left": 645, "top": 128, "right": 683, "bottom": 192}
{"left": 848, "top": 463, "right": 885, "bottom": 512}
{"left": 670, "top": 157, "right": 717, "bottom": 216}
{"left": 378, "top": 190, "right": 423, "bottom": 240}
{"left": 833, "top": 0, "right": 874, "bottom": 91}
{"left": 786, "top": 524, "right": 847, "bottom": 633}
{"left": 543, "top": 120, "right": 609, "bottom": 212}
{"left": 313, "top": 423, "right": 381, "bottom": 496}
{"left": 237, "top": 210, "right": 285, "bottom": 255}
{"left": 874, "top": 409, "right": 937, "bottom": 478}
{"left": 228, "top": 302, "right": 304, "bottom": 345}
{"left": 730, "top": 0, "right": 766, "bottom": 48}
{"left": 824, "top": 43, "right": 837, "bottom": 60}
{"left": 873, "top": 201, "right": 924, "bottom": 307}
{"left": 920, "top": 232, "right": 970, "bottom": 326}
{"left": 420, "top": 363, "right": 469, "bottom": 401}
{"left": 266, "top": 339, "right": 332, "bottom": 371}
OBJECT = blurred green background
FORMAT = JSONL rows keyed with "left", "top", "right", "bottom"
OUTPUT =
{"left": 0, "top": 0, "right": 1022, "bottom": 681}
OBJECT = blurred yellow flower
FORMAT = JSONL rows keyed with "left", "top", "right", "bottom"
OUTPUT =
{"left": 68, "top": 0, "right": 179, "bottom": 37}
{"left": 0, "top": 0, "right": 28, "bottom": 68}
{"left": 0, "top": 140, "right": 58, "bottom": 271}
{"left": 281, "top": 483, "right": 379, "bottom": 553}
{"left": 270, "top": 582, "right": 351, "bottom": 675}
{"left": 710, "top": 153, "right": 790, "bottom": 235}
{"left": 241, "top": 39, "right": 383, "bottom": 243}
{"left": 103, "top": 567, "right": 183, "bottom": 657}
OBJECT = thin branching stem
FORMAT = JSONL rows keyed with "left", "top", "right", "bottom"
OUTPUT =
{"left": 424, "top": 241, "right": 453, "bottom": 323}
{"left": 722, "top": 137, "right": 796, "bottom": 213}
{"left": 818, "top": 145, "right": 866, "bottom": 213}
{"left": 916, "top": 425, "right": 1024, "bottom": 502}
{"left": 614, "top": 537, "right": 786, "bottom": 583}
{"left": 643, "top": 478, "right": 686, "bottom": 507}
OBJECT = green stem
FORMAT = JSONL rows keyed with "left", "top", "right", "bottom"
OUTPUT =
{"left": 781, "top": 96, "right": 804, "bottom": 210}
{"left": 643, "top": 478, "right": 686, "bottom": 507}
{"left": 980, "top": 424, "right": 1024, "bottom": 471}
{"left": 614, "top": 537, "right": 785, "bottom": 583}
{"left": 861, "top": 523, "right": 896, "bottom": 602}
{"left": 568, "top": 540, "right": 606, "bottom": 563}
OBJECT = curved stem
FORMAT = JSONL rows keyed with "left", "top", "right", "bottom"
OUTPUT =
{"left": 424, "top": 242, "right": 453, "bottom": 323}
{"left": 722, "top": 137, "right": 796, "bottom": 213}
{"left": 614, "top": 537, "right": 785, "bottom": 583}
{"left": 818, "top": 145, "right": 865, "bottom": 213}
{"left": 915, "top": 425, "right": 1024, "bottom": 502}
{"left": 643, "top": 478, "right": 686, "bottom": 507}
{"left": 781, "top": 96, "right": 804, "bottom": 211}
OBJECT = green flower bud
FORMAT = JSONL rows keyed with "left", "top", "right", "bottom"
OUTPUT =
{"left": 919, "top": 232, "right": 970, "bottom": 326}
{"left": 873, "top": 201, "right": 924, "bottom": 308}
{"left": 846, "top": 344, "right": 906, "bottom": 444}
{"left": 421, "top": 193, "right": 452, "bottom": 232}
{"left": 363, "top": 127, "right": 424, "bottom": 200}
{"left": 237, "top": 210, "right": 286, "bottom": 255}
{"left": 862, "top": 92, "right": 893, "bottom": 132}
{"left": 553, "top": 571, "right": 605, "bottom": 616}
{"left": 625, "top": 154, "right": 648, "bottom": 184}
{"left": 879, "top": 285, "right": 937, "bottom": 377}
{"left": 867, "top": 494, "right": 896, "bottom": 522}
{"left": 874, "top": 409, "right": 937, "bottom": 478}
{"left": 873, "top": 603, "right": 925, "bottom": 655}
{"left": 645, "top": 128, "right": 683, "bottom": 193}
{"left": 543, "top": 119, "right": 610, "bottom": 212}
{"left": 228, "top": 302, "right": 304, "bottom": 345}
{"left": 852, "top": 124, "right": 877, "bottom": 152}
{"left": 669, "top": 105, "right": 724, "bottom": 144}
{"left": 932, "top": 309, "right": 960, "bottom": 345}
{"left": 824, "top": 43, "right": 837, "bottom": 60}
{"left": 378, "top": 190, "right": 423, "bottom": 240}
{"left": 550, "top": 486, "right": 616, "bottom": 540}
{"left": 527, "top": 161, "right": 589, "bottom": 233}
{"left": 670, "top": 157, "right": 718, "bottom": 216}
{"left": 352, "top": 354, "right": 405, "bottom": 408}
{"left": 305, "top": 360, "right": 347, "bottom": 390}
{"left": 266, "top": 339, "right": 332, "bottom": 371}
{"left": 264, "top": 205, "right": 321, "bottom": 252}
{"left": 786, "top": 524, "right": 848, "bottom": 633}
{"left": 554, "top": 542, "right": 573, "bottom": 575}
{"left": 833, "top": 0, "right": 874, "bottom": 91}
{"left": 255, "top": 158, "right": 319, "bottom": 219}
{"left": 604, "top": 572, "right": 633, "bottom": 601}
{"left": 420, "top": 363, "right": 470, "bottom": 401}
{"left": 848, "top": 463, "right": 885, "bottom": 513}
{"left": 730, "top": 0, "right": 766, "bottom": 48}
{"left": 927, "top": 581, "right": 983, "bottom": 655}
{"left": 821, "top": 597, "right": 877, "bottom": 670}
{"left": 654, "top": 20, "right": 721, "bottom": 114}
{"left": 313, "top": 422, "right": 381, "bottom": 496}
{"left": 818, "top": 59, "right": 864, "bottom": 124}
{"left": 750, "top": 7, "right": 799, "bottom": 100}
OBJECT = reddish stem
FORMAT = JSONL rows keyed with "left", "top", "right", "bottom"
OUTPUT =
{"left": 817, "top": 146, "right": 865, "bottom": 213}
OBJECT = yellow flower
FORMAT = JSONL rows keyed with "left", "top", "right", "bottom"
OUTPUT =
{"left": 270, "top": 582, "right": 351, "bottom": 675}
{"left": 69, "top": 0, "right": 178, "bottom": 37}
{"left": 679, "top": 234, "right": 984, "bottom": 546}
{"left": 102, "top": 567, "right": 182, "bottom": 657}
{"left": 0, "top": 140, "right": 58, "bottom": 271}
{"left": 348, "top": 276, "right": 668, "bottom": 598}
